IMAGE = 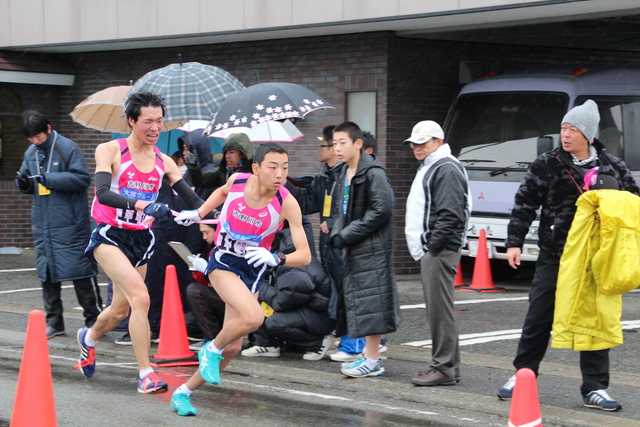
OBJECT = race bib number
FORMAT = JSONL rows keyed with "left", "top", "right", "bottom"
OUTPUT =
{"left": 116, "top": 208, "right": 144, "bottom": 225}
{"left": 217, "top": 230, "right": 260, "bottom": 256}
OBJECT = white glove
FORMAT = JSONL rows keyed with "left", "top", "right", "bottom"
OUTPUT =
{"left": 244, "top": 246, "right": 279, "bottom": 268}
{"left": 174, "top": 209, "right": 201, "bottom": 226}
{"left": 187, "top": 254, "right": 208, "bottom": 273}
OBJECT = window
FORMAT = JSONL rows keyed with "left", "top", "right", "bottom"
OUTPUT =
{"left": 346, "top": 91, "right": 376, "bottom": 136}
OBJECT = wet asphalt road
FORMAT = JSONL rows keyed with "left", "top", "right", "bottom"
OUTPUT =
{"left": 1, "top": 250, "right": 640, "bottom": 426}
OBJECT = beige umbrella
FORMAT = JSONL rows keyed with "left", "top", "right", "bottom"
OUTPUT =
{"left": 69, "top": 85, "right": 185, "bottom": 133}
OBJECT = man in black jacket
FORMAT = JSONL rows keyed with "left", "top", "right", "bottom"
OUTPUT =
{"left": 403, "top": 120, "right": 471, "bottom": 387}
{"left": 497, "top": 100, "right": 640, "bottom": 411}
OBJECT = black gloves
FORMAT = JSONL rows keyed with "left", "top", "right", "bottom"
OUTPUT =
{"left": 143, "top": 203, "right": 172, "bottom": 219}
{"left": 15, "top": 172, "right": 28, "bottom": 189}
{"left": 330, "top": 234, "right": 345, "bottom": 249}
{"left": 185, "top": 151, "right": 199, "bottom": 168}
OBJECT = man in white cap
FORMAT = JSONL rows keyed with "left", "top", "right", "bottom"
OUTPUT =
{"left": 497, "top": 100, "right": 640, "bottom": 411}
{"left": 404, "top": 120, "right": 471, "bottom": 386}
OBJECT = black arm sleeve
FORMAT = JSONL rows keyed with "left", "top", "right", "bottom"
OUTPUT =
{"left": 171, "top": 178, "right": 217, "bottom": 220}
{"left": 95, "top": 171, "right": 137, "bottom": 210}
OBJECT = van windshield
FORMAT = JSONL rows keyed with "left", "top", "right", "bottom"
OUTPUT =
{"left": 446, "top": 92, "right": 568, "bottom": 178}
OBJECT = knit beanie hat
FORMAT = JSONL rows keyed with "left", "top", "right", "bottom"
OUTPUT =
{"left": 562, "top": 99, "right": 600, "bottom": 142}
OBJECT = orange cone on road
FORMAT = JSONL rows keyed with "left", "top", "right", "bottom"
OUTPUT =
{"left": 460, "top": 229, "right": 505, "bottom": 292}
{"left": 454, "top": 262, "right": 466, "bottom": 288}
{"left": 11, "top": 310, "right": 57, "bottom": 427}
{"left": 508, "top": 368, "right": 542, "bottom": 427}
{"left": 151, "top": 265, "right": 199, "bottom": 367}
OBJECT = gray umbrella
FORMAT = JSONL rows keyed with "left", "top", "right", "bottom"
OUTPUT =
{"left": 129, "top": 62, "right": 245, "bottom": 122}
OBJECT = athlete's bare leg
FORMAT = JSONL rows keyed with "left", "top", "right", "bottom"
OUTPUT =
{"left": 208, "top": 270, "right": 264, "bottom": 350}
{"left": 91, "top": 244, "right": 152, "bottom": 370}
{"left": 364, "top": 334, "right": 381, "bottom": 360}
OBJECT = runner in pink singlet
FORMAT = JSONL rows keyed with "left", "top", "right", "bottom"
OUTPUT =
{"left": 91, "top": 138, "right": 165, "bottom": 230}
{"left": 214, "top": 172, "right": 288, "bottom": 257}
{"left": 170, "top": 142, "right": 312, "bottom": 415}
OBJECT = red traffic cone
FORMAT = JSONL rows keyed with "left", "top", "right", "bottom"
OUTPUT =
{"left": 11, "top": 310, "right": 57, "bottom": 427}
{"left": 151, "top": 265, "right": 199, "bottom": 367}
{"left": 454, "top": 262, "right": 466, "bottom": 288}
{"left": 460, "top": 229, "right": 505, "bottom": 292}
{"left": 508, "top": 368, "right": 542, "bottom": 427}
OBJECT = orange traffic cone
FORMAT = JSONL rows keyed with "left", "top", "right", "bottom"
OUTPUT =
{"left": 151, "top": 265, "right": 199, "bottom": 367}
{"left": 508, "top": 368, "right": 543, "bottom": 427}
{"left": 11, "top": 310, "right": 57, "bottom": 427}
{"left": 454, "top": 262, "right": 466, "bottom": 288}
{"left": 459, "top": 229, "right": 505, "bottom": 292}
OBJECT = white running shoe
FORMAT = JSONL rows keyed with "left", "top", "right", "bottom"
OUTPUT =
{"left": 330, "top": 350, "right": 361, "bottom": 362}
{"left": 303, "top": 335, "right": 334, "bottom": 361}
{"left": 241, "top": 346, "right": 281, "bottom": 357}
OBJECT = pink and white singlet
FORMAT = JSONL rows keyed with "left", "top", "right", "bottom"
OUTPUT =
{"left": 91, "top": 139, "right": 165, "bottom": 230}
{"left": 215, "top": 173, "right": 289, "bottom": 257}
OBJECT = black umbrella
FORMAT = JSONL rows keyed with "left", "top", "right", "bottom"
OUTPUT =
{"left": 207, "top": 82, "right": 334, "bottom": 134}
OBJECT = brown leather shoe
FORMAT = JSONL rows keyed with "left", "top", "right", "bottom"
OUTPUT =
{"left": 411, "top": 368, "right": 456, "bottom": 386}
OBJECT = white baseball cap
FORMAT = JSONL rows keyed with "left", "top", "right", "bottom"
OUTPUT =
{"left": 403, "top": 120, "right": 445, "bottom": 144}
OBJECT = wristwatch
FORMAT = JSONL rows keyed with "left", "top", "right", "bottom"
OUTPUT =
{"left": 275, "top": 252, "right": 286, "bottom": 266}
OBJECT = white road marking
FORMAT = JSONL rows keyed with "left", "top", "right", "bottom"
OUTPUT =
{"left": 404, "top": 321, "right": 640, "bottom": 348}
{"left": 0, "top": 282, "right": 108, "bottom": 295}
{"left": 0, "top": 268, "right": 37, "bottom": 273}
{"left": 401, "top": 296, "right": 528, "bottom": 310}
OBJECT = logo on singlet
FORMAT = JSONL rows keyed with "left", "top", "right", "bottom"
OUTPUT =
{"left": 232, "top": 209, "right": 263, "bottom": 228}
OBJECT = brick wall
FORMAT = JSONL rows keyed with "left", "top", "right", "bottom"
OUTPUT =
{"left": 3, "top": 31, "right": 640, "bottom": 273}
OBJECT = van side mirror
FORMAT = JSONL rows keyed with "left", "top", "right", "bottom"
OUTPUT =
{"left": 537, "top": 136, "right": 554, "bottom": 155}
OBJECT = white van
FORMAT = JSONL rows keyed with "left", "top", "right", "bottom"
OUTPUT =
{"left": 444, "top": 67, "right": 640, "bottom": 274}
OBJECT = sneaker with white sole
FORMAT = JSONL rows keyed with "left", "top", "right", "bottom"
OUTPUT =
{"left": 241, "top": 346, "right": 281, "bottom": 357}
{"left": 138, "top": 371, "right": 168, "bottom": 394}
{"left": 74, "top": 328, "right": 96, "bottom": 377}
{"left": 497, "top": 374, "right": 516, "bottom": 400}
{"left": 583, "top": 390, "right": 622, "bottom": 411}
{"left": 330, "top": 350, "right": 361, "bottom": 362}
{"left": 171, "top": 390, "right": 197, "bottom": 416}
{"left": 303, "top": 335, "right": 333, "bottom": 361}
{"left": 341, "top": 357, "right": 384, "bottom": 378}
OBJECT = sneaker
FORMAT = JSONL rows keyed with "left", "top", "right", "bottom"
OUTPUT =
{"left": 341, "top": 358, "right": 360, "bottom": 368}
{"left": 330, "top": 350, "right": 361, "bottom": 362}
{"left": 170, "top": 390, "right": 197, "bottom": 416}
{"left": 341, "top": 357, "right": 384, "bottom": 378}
{"left": 583, "top": 390, "right": 622, "bottom": 411}
{"left": 198, "top": 345, "right": 223, "bottom": 384}
{"left": 303, "top": 335, "right": 334, "bottom": 361}
{"left": 74, "top": 328, "right": 96, "bottom": 377}
{"left": 138, "top": 371, "right": 169, "bottom": 394}
{"left": 114, "top": 332, "right": 132, "bottom": 345}
{"left": 189, "top": 338, "right": 210, "bottom": 351}
{"left": 497, "top": 374, "right": 516, "bottom": 400}
{"left": 150, "top": 331, "right": 160, "bottom": 344}
{"left": 46, "top": 326, "right": 65, "bottom": 339}
{"left": 379, "top": 344, "right": 388, "bottom": 353}
{"left": 241, "top": 346, "right": 281, "bottom": 357}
